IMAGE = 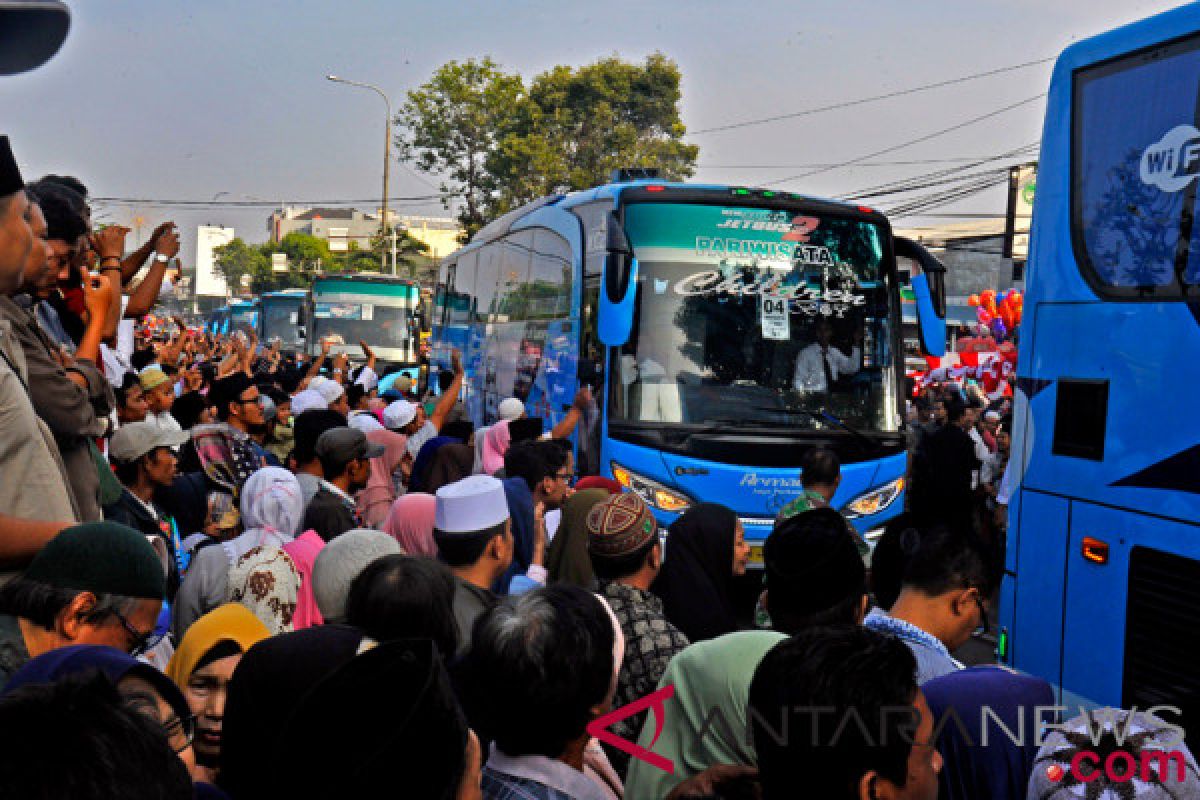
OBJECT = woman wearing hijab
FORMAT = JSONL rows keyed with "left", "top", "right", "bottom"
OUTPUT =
{"left": 921, "top": 666, "right": 1054, "bottom": 800}
{"left": 480, "top": 419, "right": 511, "bottom": 475}
{"left": 409, "top": 435, "right": 456, "bottom": 494}
{"left": 3, "top": 644, "right": 200, "bottom": 780}
{"left": 218, "top": 624, "right": 367, "bottom": 798}
{"left": 226, "top": 546, "right": 300, "bottom": 635}
{"left": 277, "top": 639, "right": 481, "bottom": 799}
{"left": 381, "top": 492, "right": 437, "bottom": 557}
{"left": 174, "top": 467, "right": 309, "bottom": 638}
{"left": 354, "top": 428, "right": 408, "bottom": 529}
{"left": 426, "top": 442, "right": 476, "bottom": 495}
{"left": 651, "top": 503, "right": 751, "bottom": 643}
{"left": 166, "top": 605, "right": 270, "bottom": 786}
{"left": 545, "top": 488, "right": 611, "bottom": 589}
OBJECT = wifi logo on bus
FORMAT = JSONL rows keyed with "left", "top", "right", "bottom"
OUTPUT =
{"left": 1140, "top": 124, "right": 1200, "bottom": 192}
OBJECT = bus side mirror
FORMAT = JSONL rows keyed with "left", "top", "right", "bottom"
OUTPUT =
{"left": 894, "top": 237, "right": 947, "bottom": 359}
{"left": 599, "top": 212, "right": 638, "bottom": 346}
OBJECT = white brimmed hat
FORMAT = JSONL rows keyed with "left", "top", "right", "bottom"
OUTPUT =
{"left": 435, "top": 475, "right": 510, "bottom": 534}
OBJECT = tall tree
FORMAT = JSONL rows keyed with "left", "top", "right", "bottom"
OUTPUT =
{"left": 395, "top": 58, "right": 525, "bottom": 239}
{"left": 492, "top": 54, "right": 699, "bottom": 212}
{"left": 212, "top": 238, "right": 270, "bottom": 296}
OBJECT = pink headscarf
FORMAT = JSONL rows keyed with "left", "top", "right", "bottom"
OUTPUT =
{"left": 481, "top": 419, "right": 511, "bottom": 475}
{"left": 355, "top": 429, "right": 409, "bottom": 529}
{"left": 382, "top": 493, "right": 438, "bottom": 557}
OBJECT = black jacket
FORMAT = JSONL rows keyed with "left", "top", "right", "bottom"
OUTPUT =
{"left": 104, "top": 489, "right": 181, "bottom": 599}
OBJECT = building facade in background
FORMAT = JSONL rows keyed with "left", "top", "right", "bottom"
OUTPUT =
{"left": 266, "top": 207, "right": 462, "bottom": 257}
{"left": 194, "top": 224, "right": 235, "bottom": 311}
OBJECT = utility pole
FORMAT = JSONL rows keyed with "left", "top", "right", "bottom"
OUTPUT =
{"left": 327, "top": 74, "right": 395, "bottom": 275}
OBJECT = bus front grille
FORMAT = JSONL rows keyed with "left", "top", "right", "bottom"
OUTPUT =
{"left": 1123, "top": 545, "right": 1200, "bottom": 751}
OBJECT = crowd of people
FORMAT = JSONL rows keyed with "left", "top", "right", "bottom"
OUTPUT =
{"left": 2, "top": 135, "right": 1199, "bottom": 799}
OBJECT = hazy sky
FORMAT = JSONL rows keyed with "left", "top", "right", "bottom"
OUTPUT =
{"left": 3, "top": 0, "right": 1184, "bottom": 263}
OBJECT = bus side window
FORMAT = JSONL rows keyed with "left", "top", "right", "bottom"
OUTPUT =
{"left": 496, "top": 231, "right": 534, "bottom": 321}
{"left": 530, "top": 228, "right": 572, "bottom": 320}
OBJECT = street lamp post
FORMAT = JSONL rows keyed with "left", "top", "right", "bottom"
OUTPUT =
{"left": 327, "top": 74, "right": 395, "bottom": 275}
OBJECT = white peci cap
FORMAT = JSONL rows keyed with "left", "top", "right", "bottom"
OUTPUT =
{"left": 498, "top": 397, "right": 525, "bottom": 421}
{"left": 348, "top": 411, "right": 385, "bottom": 434}
{"left": 435, "top": 475, "right": 510, "bottom": 534}
{"left": 290, "top": 389, "right": 328, "bottom": 416}
{"left": 383, "top": 399, "right": 417, "bottom": 431}
{"left": 310, "top": 376, "right": 346, "bottom": 406}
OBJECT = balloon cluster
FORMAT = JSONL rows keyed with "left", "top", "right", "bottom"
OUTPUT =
{"left": 967, "top": 289, "right": 1023, "bottom": 341}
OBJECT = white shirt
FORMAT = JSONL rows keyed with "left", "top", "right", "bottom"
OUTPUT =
{"left": 968, "top": 427, "right": 989, "bottom": 489}
{"left": 792, "top": 342, "right": 861, "bottom": 392}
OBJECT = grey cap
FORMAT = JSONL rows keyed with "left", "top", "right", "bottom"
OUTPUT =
{"left": 315, "top": 427, "right": 386, "bottom": 464}
{"left": 109, "top": 420, "right": 190, "bottom": 463}
{"left": 312, "top": 529, "right": 401, "bottom": 622}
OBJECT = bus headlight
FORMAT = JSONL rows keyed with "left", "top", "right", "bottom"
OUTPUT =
{"left": 610, "top": 462, "right": 693, "bottom": 513}
{"left": 842, "top": 477, "right": 905, "bottom": 519}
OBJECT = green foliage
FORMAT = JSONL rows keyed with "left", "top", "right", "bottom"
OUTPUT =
{"left": 395, "top": 53, "right": 698, "bottom": 239}
{"left": 212, "top": 238, "right": 270, "bottom": 296}
{"left": 395, "top": 58, "right": 524, "bottom": 239}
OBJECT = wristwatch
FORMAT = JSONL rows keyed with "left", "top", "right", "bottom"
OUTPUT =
{"left": 155, "top": 253, "right": 170, "bottom": 264}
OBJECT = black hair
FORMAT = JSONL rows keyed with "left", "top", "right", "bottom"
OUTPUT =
{"left": 113, "top": 455, "right": 144, "bottom": 486}
{"left": 345, "top": 383, "right": 366, "bottom": 410}
{"left": 590, "top": 536, "right": 658, "bottom": 582}
{"left": 945, "top": 396, "right": 968, "bottom": 423}
{"left": 0, "top": 672, "right": 193, "bottom": 800}
{"left": 38, "top": 174, "right": 90, "bottom": 199}
{"left": 130, "top": 349, "right": 156, "bottom": 373}
{"left": 293, "top": 410, "right": 346, "bottom": 464}
{"left": 114, "top": 372, "right": 142, "bottom": 411}
{"left": 900, "top": 523, "right": 995, "bottom": 598}
{"left": 503, "top": 440, "right": 566, "bottom": 494}
{"left": 869, "top": 513, "right": 914, "bottom": 611}
{"left": 800, "top": 448, "right": 840, "bottom": 488}
{"left": 0, "top": 578, "right": 140, "bottom": 631}
{"left": 508, "top": 416, "right": 544, "bottom": 443}
{"left": 170, "top": 392, "right": 208, "bottom": 431}
{"left": 748, "top": 626, "right": 918, "bottom": 800}
{"left": 25, "top": 180, "right": 87, "bottom": 243}
{"left": 318, "top": 451, "right": 357, "bottom": 481}
{"left": 764, "top": 508, "right": 866, "bottom": 635}
{"left": 466, "top": 585, "right": 614, "bottom": 759}
{"left": 344, "top": 555, "right": 459, "bottom": 660}
{"left": 441, "top": 419, "right": 474, "bottom": 444}
{"left": 193, "top": 640, "right": 243, "bottom": 675}
{"left": 437, "top": 369, "right": 455, "bottom": 392}
{"left": 433, "top": 522, "right": 506, "bottom": 568}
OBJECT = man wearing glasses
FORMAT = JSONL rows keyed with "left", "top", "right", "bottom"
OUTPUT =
{"left": 186, "top": 372, "right": 276, "bottom": 469}
{"left": 0, "top": 522, "right": 167, "bottom": 689}
{"left": 862, "top": 523, "right": 994, "bottom": 685}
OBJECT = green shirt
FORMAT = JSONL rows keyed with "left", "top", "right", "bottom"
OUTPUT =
{"left": 775, "top": 488, "right": 829, "bottom": 522}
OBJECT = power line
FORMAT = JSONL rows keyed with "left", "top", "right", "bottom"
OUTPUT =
{"left": 836, "top": 143, "right": 1038, "bottom": 201}
{"left": 691, "top": 56, "right": 1054, "bottom": 135}
{"left": 696, "top": 154, "right": 1036, "bottom": 169}
{"left": 91, "top": 195, "right": 442, "bottom": 208}
{"left": 763, "top": 94, "right": 1047, "bottom": 186}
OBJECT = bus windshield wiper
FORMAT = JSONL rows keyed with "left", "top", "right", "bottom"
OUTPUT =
{"left": 770, "top": 407, "right": 881, "bottom": 452}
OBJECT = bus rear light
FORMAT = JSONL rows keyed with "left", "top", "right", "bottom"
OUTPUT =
{"left": 1082, "top": 537, "right": 1110, "bottom": 565}
{"left": 645, "top": 185, "right": 666, "bottom": 192}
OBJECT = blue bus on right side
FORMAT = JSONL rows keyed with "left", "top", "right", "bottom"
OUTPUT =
{"left": 1002, "top": 2, "right": 1200, "bottom": 720}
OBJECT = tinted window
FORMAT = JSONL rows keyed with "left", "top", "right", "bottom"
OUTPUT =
{"left": 527, "top": 228, "right": 573, "bottom": 320}
{"left": 573, "top": 200, "right": 613, "bottom": 278}
{"left": 1074, "top": 33, "right": 1200, "bottom": 296}
{"left": 495, "top": 230, "right": 534, "bottom": 321}
{"left": 474, "top": 245, "right": 500, "bottom": 324}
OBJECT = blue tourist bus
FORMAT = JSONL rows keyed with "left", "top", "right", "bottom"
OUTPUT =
{"left": 431, "top": 173, "right": 950, "bottom": 554}
{"left": 205, "top": 306, "right": 230, "bottom": 337}
{"left": 307, "top": 274, "right": 420, "bottom": 367}
{"left": 1000, "top": 2, "right": 1200, "bottom": 720}
{"left": 259, "top": 289, "right": 308, "bottom": 354}
{"left": 227, "top": 299, "right": 259, "bottom": 339}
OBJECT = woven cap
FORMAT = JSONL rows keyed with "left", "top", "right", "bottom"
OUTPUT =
{"left": 587, "top": 492, "right": 658, "bottom": 558}
{"left": 24, "top": 522, "right": 166, "bottom": 599}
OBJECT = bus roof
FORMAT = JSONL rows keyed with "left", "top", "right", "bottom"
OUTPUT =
{"left": 457, "top": 178, "right": 884, "bottom": 256}
{"left": 311, "top": 272, "right": 416, "bottom": 285}
{"left": 262, "top": 289, "right": 307, "bottom": 298}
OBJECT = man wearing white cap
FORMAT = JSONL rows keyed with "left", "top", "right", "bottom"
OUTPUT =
{"left": 308, "top": 375, "right": 349, "bottom": 418}
{"left": 433, "top": 474, "right": 548, "bottom": 656}
{"left": 384, "top": 348, "right": 464, "bottom": 458}
{"left": 290, "top": 388, "right": 328, "bottom": 417}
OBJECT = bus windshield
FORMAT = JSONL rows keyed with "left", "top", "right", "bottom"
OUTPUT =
{"left": 312, "top": 295, "right": 412, "bottom": 350}
{"left": 261, "top": 297, "right": 305, "bottom": 349}
{"left": 612, "top": 201, "right": 899, "bottom": 433}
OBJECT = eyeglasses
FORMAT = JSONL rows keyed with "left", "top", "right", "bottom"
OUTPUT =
{"left": 972, "top": 590, "right": 990, "bottom": 636}
{"left": 111, "top": 609, "right": 164, "bottom": 658}
{"left": 236, "top": 394, "right": 263, "bottom": 407}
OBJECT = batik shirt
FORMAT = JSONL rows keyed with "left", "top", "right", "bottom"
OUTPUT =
{"left": 599, "top": 580, "right": 690, "bottom": 775}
